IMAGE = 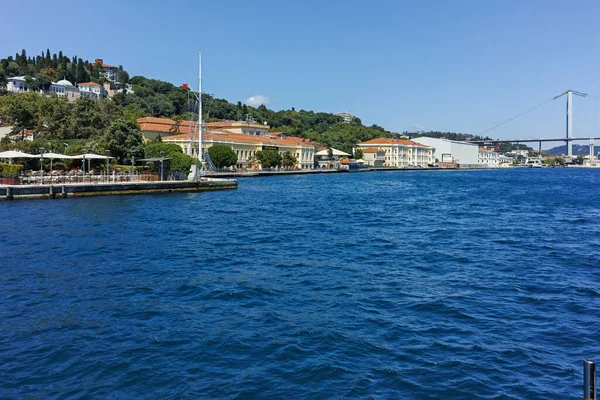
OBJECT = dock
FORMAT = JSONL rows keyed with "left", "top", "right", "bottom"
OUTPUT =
{"left": 0, "top": 178, "right": 237, "bottom": 200}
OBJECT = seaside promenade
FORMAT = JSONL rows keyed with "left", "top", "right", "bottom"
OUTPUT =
{"left": 0, "top": 178, "right": 237, "bottom": 200}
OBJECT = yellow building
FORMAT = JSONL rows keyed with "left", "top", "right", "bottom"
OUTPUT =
{"left": 137, "top": 117, "right": 316, "bottom": 170}
{"left": 357, "top": 138, "right": 434, "bottom": 167}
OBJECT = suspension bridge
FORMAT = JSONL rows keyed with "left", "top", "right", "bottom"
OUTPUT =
{"left": 472, "top": 89, "right": 600, "bottom": 156}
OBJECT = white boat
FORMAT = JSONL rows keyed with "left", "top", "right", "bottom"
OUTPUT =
{"left": 526, "top": 158, "right": 545, "bottom": 168}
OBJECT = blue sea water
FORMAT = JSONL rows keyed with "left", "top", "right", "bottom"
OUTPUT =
{"left": 1, "top": 169, "right": 600, "bottom": 399}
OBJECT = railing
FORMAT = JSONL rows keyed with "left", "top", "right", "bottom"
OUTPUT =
{"left": 15, "top": 172, "right": 172, "bottom": 185}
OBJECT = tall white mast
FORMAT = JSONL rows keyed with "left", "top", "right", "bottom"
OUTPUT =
{"left": 198, "top": 50, "right": 203, "bottom": 166}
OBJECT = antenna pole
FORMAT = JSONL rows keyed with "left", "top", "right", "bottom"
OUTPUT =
{"left": 198, "top": 50, "right": 203, "bottom": 167}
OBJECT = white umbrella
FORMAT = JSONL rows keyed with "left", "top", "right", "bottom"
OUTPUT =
{"left": 0, "top": 150, "right": 39, "bottom": 158}
{"left": 315, "top": 148, "right": 351, "bottom": 157}
{"left": 71, "top": 154, "right": 114, "bottom": 182}
{"left": 71, "top": 153, "right": 111, "bottom": 159}
{"left": 34, "top": 153, "right": 76, "bottom": 181}
{"left": 35, "top": 152, "right": 75, "bottom": 159}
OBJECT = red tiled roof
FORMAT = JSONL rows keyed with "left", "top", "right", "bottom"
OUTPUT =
{"left": 163, "top": 129, "right": 317, "bottom": 148}
{"left": 361, "top": 147, "right": 383, "bottom": 153}
{"left": 78, "top": 82, "right": 101, "bottom": 87}
{"left": 205, "top": 121, "right": 269, "bottom": 130}
{"left": 102, "top": 63, "right": 115, "bottom": 69}
{"left": 138, "top": 117, "right": 317, "bottom": 147}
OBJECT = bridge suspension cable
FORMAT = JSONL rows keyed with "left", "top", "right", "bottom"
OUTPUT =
{"left": 478, "top": 97, "right": 555, "bottom": 136}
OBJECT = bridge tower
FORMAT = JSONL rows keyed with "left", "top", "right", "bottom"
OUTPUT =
{"left": 554, "top": 90, "right": 587, "bottom": 157}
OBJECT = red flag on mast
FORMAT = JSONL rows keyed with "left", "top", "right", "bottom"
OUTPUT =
{"left": 182, "top": 83, "right": 189, "bottom": 89}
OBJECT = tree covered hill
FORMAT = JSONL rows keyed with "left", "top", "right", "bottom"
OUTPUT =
{"left": 545, "top": 144, "right": 597, "bottom": 156}
{"left": 0, "top": 49, "right": 129, "bottom": 90}
{"left": 2, "top": 48, "right": 508, "bottom": 154}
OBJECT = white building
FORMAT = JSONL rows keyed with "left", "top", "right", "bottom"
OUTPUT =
{"left": 361, "top": 147, "right": 386, "bottom": 167}
{"left": 499, "top": 154, "right": 513, "bottom": 166}
{"left": 95, "top": 59, "right": 117, "bottom": 82}
{"left": 78, "top": 82, "right": 107, "bottom": 99}
{"left": 5, "top": 76, "right": 94, "bottom": 102}
{"left": 48, "top": 79, "right": 81, "bottom": 101}
{"left": 411, "top": 136, "right": 479, "bottom": 167}
{"left": 336, "top": 112, "right": 355, "bottom": 123}
{"left": 357, "top": 138, "right": 433, "bottom": 167}
{"left": 478, "top": 147, "right": 500, "bottom": 167}
{"left": 6, "top": 76, "right": 29, "bottom": 92}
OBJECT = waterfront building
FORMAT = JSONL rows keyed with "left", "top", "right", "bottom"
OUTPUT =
{"left": 498, "top": 154, "right": 513, "bottom": 166}
{"left": 360, "top": 147, "right": 386, "bottom": 167}
{"left": 137, "top": 117, "right": 317, "bottom": 170}
{"left": 478, "top": 146, "right": 500, "bottom": 167}
{"left": 205, "top": 121, "right": 270, "bottom": 136}
{"left": 356, "top": 138, "right": 434, "bottom": 167}
{"left": 315, "top": 147, "right": 351, "bottom": 169}
{"left": 411, "top": 136, "right": 478, "bottom": 167}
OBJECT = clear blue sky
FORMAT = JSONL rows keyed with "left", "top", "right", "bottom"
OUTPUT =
{"left": 2, "top": 0, "right": 600, "bottom": 146}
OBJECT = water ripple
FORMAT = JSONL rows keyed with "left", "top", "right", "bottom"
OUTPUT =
{"left": 1, "top": 169, "right": 600, "bottom": 398}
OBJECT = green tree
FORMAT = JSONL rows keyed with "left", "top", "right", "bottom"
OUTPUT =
{"left": 36, "top": 95, "right": 71, "bottom": 139}
{"left": 354, "top": 148, "right": 363, "bottom": 159}
{"left": 576, "top": 155, "right": 584, "bottom": 165}
{"left": 34, "top": 74, "right": 52, "bottom": 92}
{"left": 0, "top": 72, "right": 7, "bottom": 92}
{"left": 281, "top": 151, "right": 297, "bottom": 167}
{"left": 5, "top": 61, "right": 19, "bottom": 76}
{"left": 168, "top": 152, "right": 194, "bottom": 174}
{"left": 0, "top": 92, "right": 42, "bottom": 139}
{"left": 143, "top": 142, "right": 194, "bottom": 173}
{"left": 208, "top": 144, "right": 237, "bottom": 168}
{"left": 69, "top": 98, "right": 111, "bottom": 139}
{"left": 25, "top": 76, "right": 39, "bottom": 92}
{"left": 116, "top": 67, "right": 129, "bottom": 83}
{"left": 144, "top": 142, "right": 182, "bottom": 157}
{"left": 256, "top": 150, "right": 282, "bottom": 168}
{"left": 103, "top": 118, "right": 144, "bottom": 163}
{"left": 40, "top": 66, "right": 59, "bottom": 82}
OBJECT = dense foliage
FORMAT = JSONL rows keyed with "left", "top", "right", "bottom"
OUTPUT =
{"left": 0, "top": 49, "right": 128, "bottom": 91}
{"left": 0, "top": 163, "right": 23, "bottom": 177}
{"left": 1, "top": 48, "right": 513, "bottom": 157}
{"left": 207, "top": 144, "right": 237, "bottom": 168}
{"left": 144, "top": 142, "right": 195, "bottom": 173}
{"left": 281, "top": 151, "right": 297, "bottom": 167}
{"left": 545, "top": 144, "right": 596, "bottom": 156}
{"left": 256, "top": 150, "right": 282, "bottom": 168}
{"left": 0, "top": 94, "right": 144, "bottom": 166}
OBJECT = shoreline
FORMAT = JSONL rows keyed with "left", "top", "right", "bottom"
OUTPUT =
{"left": 0, "top": 178, "right": 237, "bottom": 201}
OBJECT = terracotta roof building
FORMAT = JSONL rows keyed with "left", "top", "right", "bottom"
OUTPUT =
{"left": 357, "top": 137, "right": 434, "bottom": 167}
{"left": 95, "top": 59, "right": 118, "bottom": 82}
{"left": 137, "top": 117, "right": 317, "bottom": 170}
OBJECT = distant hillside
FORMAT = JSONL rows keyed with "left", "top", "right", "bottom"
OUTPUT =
{"left": 545, "top": 144, "right": 597, "bottom": 156}
{"left": 0, "top": 48, "right": 128, "bottom": 86}
{"left": 1, "top": 48, "right": 489, "bottom": 154}
{"left": 409, "top": 131, "right": 487, "bottom": 142}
